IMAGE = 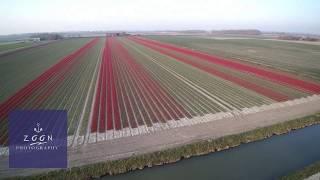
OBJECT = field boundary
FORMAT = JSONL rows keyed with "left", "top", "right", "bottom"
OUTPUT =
{"left": 0, "top": 40, "right": 57, "bottom": 57}
{"left": 1, "top": 94, "right": 318, "bottom": 155}
{"left": 2, "top": 109, "right": 320, "bottom": 178}
{"left": 84, "top": 94, "right": 319, "bottom": 143}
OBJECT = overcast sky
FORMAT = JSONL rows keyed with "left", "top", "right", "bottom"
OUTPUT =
{"left": 0, "top": 0, "right": 319, "bottom": 35}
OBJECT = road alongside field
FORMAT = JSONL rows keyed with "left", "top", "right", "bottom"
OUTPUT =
{"left": 69, "top": 95, "right": 320, "bottom": 167}
{"left": 1, "top": 95, "right": 319, "bottom": 178}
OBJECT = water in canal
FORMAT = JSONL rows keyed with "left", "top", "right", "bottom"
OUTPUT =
{"left": 103, "top": 124, "right": 320, "bottom": 180}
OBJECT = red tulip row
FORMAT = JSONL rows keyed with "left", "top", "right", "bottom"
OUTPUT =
{"left": 129, "top": 37, "right": 287, "bottom": 101}
{"left": 130, "top": 36, "right": 320, "bottom": 100}
{"left": 0, "top": 38, "right": 99, "bottom": 144}
{"left": 0, "top": 38, "right": 99, "bottom": 121}
{"left": 90, "top": 37, "right": 191, "bottom": 133}
{"left": 90, "top": 38, "right": 121, "bottom": 132}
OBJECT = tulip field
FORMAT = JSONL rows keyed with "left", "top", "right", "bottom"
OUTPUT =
{"left": 1, "top": 35, "right": 320, "bottom": 146}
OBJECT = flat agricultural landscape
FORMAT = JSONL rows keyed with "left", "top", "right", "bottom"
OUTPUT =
{"left": 1, "top": 35, "right": 320, "bottom": 178}
{"left": 0, "top": 41, "right": 33, "bottom": 53}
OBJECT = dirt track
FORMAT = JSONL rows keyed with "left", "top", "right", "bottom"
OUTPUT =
{"left": 1, "top": 95, "right": 320, "bottom": 178}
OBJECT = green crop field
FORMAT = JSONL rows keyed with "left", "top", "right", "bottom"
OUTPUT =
{"left": 0, "top": 41, "right": 34, "bottom": 53}
{"left": 0, "top": 38, "right": 92, "bottom": 103}
{"left": 145, "top": 35, "right": 320, "bottom": 82}
{"left": 0, "top": 37, "right": 100, "bottom": 145}
{"left": 121, "top": 38, "right": 274, "bottom": 113}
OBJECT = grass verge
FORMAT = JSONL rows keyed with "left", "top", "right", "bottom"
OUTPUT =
{"left": 281, "top": 161, "right": 320, "bottom": 180}
{"left": 10, "top": 112, "right": 320, "bottom": 180}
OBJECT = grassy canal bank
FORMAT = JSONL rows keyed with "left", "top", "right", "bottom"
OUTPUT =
{"left": 281, "top": 161, "right": 320, "bottom": 180}
{"left": 16, "top": 112, "right": 320, "bottom": 180}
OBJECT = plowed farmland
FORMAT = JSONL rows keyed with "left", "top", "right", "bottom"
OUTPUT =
{"left": 0, "top": 35, "right": 320, "bottom": 148}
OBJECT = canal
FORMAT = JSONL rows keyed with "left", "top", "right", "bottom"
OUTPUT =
{"left": 103, "top": 124, "right": 320, "bottom": 180}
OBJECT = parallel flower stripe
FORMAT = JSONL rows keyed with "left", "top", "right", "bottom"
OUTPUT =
{"left": 90, "top": 37, "right": 191, "bottom": 133}
{"left": 91, "top": 38, "right": 121, "bottom": 132}
{"left": 1, "top": 35, "right": 318, "bottom": 146}
{"left": 129, "top": 37, "right": 290, "bottom": 102}
{"left": 130, "top": 36, "right": 320, "bottom": 94}
{"left": 0, "top": 38, "right": 99, "bottom": 144}
{"left": 0, "top": 38, "right": 99, "bottom": 121}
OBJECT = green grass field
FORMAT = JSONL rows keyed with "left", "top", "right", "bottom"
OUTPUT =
{"left": 145, "top": 35, "right": 320, "bottom": 82}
